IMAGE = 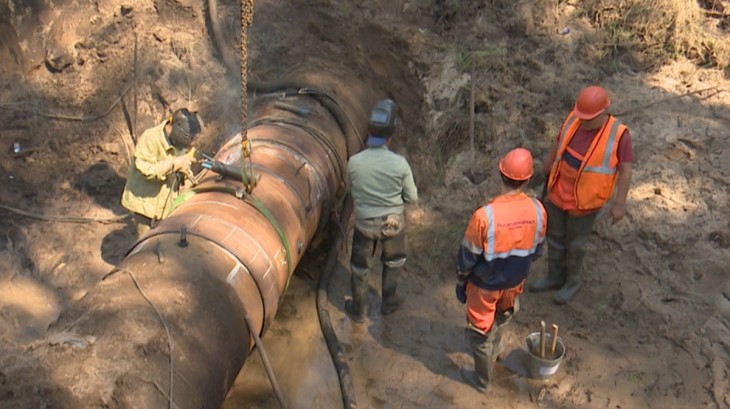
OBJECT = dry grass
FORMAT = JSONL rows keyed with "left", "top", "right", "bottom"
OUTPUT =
{"left": 579, "top": 0, "right": 730, "bottom": 72}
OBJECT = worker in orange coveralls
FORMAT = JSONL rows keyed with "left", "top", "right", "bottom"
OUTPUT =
{"left": 455, "top": 147, "right": 547, "bottom": 392}
{"left": 528, "top": 85, "right": 634, "bottom": 304}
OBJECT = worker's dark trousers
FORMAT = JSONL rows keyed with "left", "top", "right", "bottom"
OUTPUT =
{"left": 466, "top": 324, "right": 503, "bottom": 387}
{"left": 545, "top": 200, "right": 598, "bottom": 286}
{"left": 350, "top": 215, "right": 406, "bottom": 315}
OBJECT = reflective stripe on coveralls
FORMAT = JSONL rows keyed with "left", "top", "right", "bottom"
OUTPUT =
{"left": 458, "top": 192, "right": 547, "bottom": 291}
{"left": 482, "top": 197, "right": 545, "bottom": 261}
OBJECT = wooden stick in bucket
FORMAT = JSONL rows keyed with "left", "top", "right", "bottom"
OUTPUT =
{"left": 550, "top": 324, "right": 559, "bottom": 358}
{"left": 539, "top": 320, "right": 546, "bottom": 358}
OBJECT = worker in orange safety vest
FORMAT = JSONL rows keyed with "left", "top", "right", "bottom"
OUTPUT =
{"left": 529, "top": 85, "right": 634, "bottom": 304}
{"left": 456, "top": 147, "right": 547, "bottom": 392}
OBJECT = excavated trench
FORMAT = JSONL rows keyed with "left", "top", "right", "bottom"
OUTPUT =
{"left": 0, "top": 2, "right": 427, "bottom": 408}
{"left": 2, "top": 87, "right": 365, "bottom": 409}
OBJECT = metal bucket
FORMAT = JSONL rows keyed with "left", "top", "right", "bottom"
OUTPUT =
{"left": 525, "top": 331, "right": 565, "bottom": 380}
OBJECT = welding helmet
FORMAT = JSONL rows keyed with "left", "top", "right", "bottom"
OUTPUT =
{"left": 367, "top": 98, "right": 398, "bottom": 146}
{"left": 168, "top": 108, "right": 202, "bottom": 150}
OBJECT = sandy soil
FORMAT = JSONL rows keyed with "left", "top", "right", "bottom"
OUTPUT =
{"left": 1, "top": 0, "right": 729, "bottom": 408}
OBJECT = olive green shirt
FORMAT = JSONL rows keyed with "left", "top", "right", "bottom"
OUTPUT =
{"left": 121, "top": 121, "right": 183, "bottom": 220}
{"left": 347, "top": 146, "right": 418, "bottom": 220}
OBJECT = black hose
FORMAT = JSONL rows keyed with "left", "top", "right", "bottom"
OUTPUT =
{"left": 248, "top": 82, "right": 362, "bottom": 409}
{"left": 316, "top": 196, "right": 357, "bottom": 409}
{"left": 311, "top": 92, "right": 364, "bottom": 156}
{"left": 248, "top": 117, "right": 346, "bottom": 186}
{"left": 248, "top": 81, "right": 364, "bottom": 156}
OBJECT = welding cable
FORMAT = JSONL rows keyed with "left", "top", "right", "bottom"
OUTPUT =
{"left": 299, "top": 88, "right": 364, "bottom": 154}
{"left": 115, "top": 268, "right": 176, "bottom": 409}
{"left": 247, "top": 117, "right": 347, "bottom": 186}
{"left": 0, "top": 83, "right": 133, "bottom": 122}
{"left": 242, "top": 313, "right": 289, "bottom": 409}
{"left": 0, "top": 203, "right": 131, "bottom": 224}
{"left": 247, "top": 81, "right": 364, "bottom": 154}
{"left": 247, "top": 82, "right": 360, "bottom": 407}
{"left": 316, "top": 196, "right": 358, "bottom": 409}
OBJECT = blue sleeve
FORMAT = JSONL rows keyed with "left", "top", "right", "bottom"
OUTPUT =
{"left": 457, "top": 245, "right": 481, "bottom": 276}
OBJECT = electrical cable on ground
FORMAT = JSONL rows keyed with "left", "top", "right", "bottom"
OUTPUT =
{"left": 0, "top": 203, "right": 131, "bottom": 224}
{"left": 242, "top": 313, "right": 289, "bottom": 409}
{"left": 316, "top": 196, "right": 358, "bottom": 409}
{"left": 119, "top": 268, "right": 176, "bottom": 409}
{"left": 0, "top": 82, "right": 134, "bottom": 122}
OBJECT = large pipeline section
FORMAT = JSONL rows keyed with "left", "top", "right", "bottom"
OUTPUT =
{"left": 1, "top": 91, "right": 362, "bottom": 409}
{"left": 120, "top": 93, "right": 350, "bottom": 407}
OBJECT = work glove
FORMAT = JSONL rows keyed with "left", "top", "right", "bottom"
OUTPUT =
{"left": 455, "top": 280, "right": 467, "bottom": 304}
{"left": 159, "top": 155, "right": 195, "bottom": 176}
{"left": 171, "top": 154, "right": 196, "bottom": 172}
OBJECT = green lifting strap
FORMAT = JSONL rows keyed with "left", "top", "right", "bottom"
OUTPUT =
{"left": 171, "top": 190, "right": 196, "bottom": 212}
{"left": 169, "top": 187, "right": 293, "bottom": 294}
{"left": 245, "top": 195, "right": 294, "bottom": 297}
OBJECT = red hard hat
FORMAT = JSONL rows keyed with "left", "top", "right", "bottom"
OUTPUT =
{"left": 574, "top": 86, "right": 610, "bottom": 120}
{"left": 499, "top": 147, "right": 533, "bottom": 181}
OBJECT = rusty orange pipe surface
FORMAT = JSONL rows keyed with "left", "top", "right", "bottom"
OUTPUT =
{"left": 116, "top": 94, "right": 350, "bottom": 407}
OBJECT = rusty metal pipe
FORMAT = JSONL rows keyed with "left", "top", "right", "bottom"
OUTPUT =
{"left": 121, "top": 94, "right": 349, "bottom": 406}
{"left": 1, "top": 93, "right": 357, "bottom": 409}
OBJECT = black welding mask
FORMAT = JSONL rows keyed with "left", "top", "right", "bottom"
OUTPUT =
{"left": 367, "top": 98, "right": 398, "bottom": 139}
{"left": 168, "top": 109, "right": 202, "bottom": 150}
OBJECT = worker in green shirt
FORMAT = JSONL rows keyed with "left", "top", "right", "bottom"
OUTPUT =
{"left": 121, "top": 108, "right": 201, "bottom": 237}
{"left": 345, "top": 98, "right": 418, "bottom": 323}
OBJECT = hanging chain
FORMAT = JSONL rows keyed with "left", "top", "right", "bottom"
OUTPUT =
{"left": 241, "top": 0, "right": 256, "bottom": 193}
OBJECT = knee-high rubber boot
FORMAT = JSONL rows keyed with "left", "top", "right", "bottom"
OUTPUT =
{"left": 528, "top": 265, "right": 564, "bottom": 292}
{"left": 489, "top": 324, "right": 505, "bottom": 359}
{"left": 553, "top": 270, "right": 582, "bottom": 305}
{"left": 348, "top": 228, "right": 374, "bottom": 322}
{"left": 381, "top": 263, "right": 404, "bottom": 315}
{"left": 530, "top": 201, "right": 567, "bottom": 292}
{"left": 347, "top": 270, "right": 369, "bottom": 322}
{"left": 381, "top": 228, "right": 406, "bottom": 315}
{"left": 461, "top": 328, "right": 496, "bottom": 392}
{"left": 529, "top": 240, "right": 566, "bottom": 291}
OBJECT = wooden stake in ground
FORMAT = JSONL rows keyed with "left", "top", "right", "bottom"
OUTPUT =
{"left": 539, "top": 320, "right": 546, "bottom": 358}
{"left": 133, "top": 31, "right": 138, "bottom": 143}
{"left": 550, "top": 324, "right": 559, "bottom": 358}
{"left": 465, "top": 45, "right": 506, "bottom": 166}
{"left": 469, "top": 53, "right": 475, "bottom": 163}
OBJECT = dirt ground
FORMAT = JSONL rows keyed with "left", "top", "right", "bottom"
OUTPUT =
{"left": 1, "top": 0, "right": 730, "bottom": 408}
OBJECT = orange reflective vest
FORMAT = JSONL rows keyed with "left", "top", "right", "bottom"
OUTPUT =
{"left": 547, "top": 111, "right": 628, "bottom": 211}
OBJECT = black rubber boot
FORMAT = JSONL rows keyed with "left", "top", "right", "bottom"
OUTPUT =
{"left": 345, "top": 299, "right": 366, "bottom": 323}
{"left": 381, "top": 294, "right": 403, "bottom": 315}
{"left": 553, "top": 279, "right": 582, "bottom": 305}
{"left": 528, "top": 275, "right": 563, "bottom": 292}
{"left": 459, "top": 365, "right": 488, "bottom": 392}
{"left": 381, "top": 265, "right": 403, "bottom": 315}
